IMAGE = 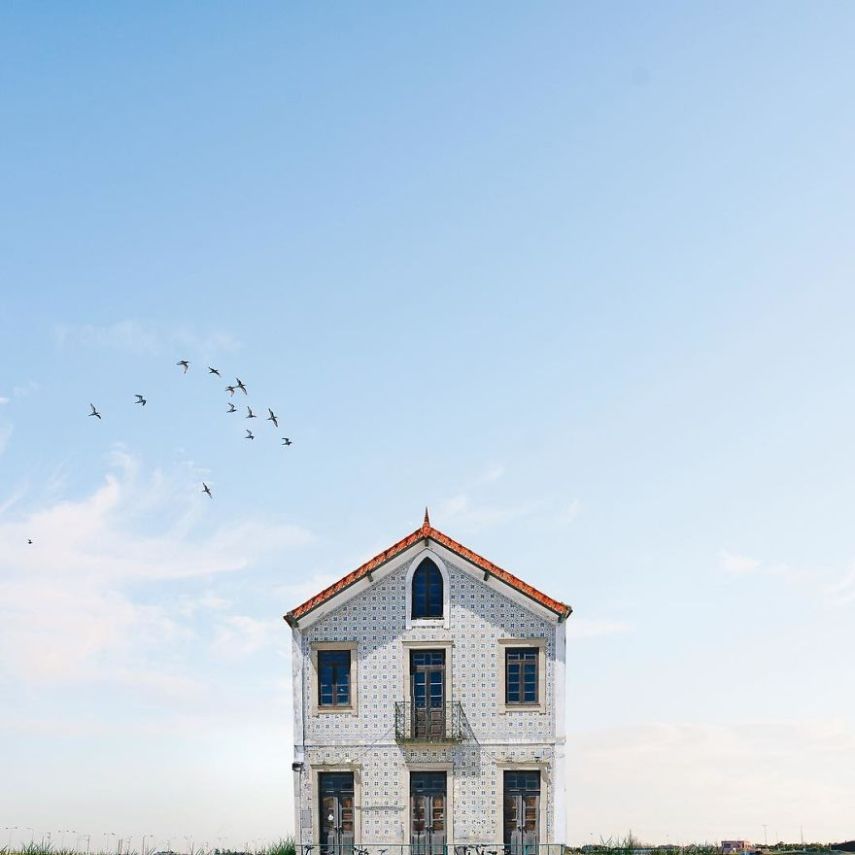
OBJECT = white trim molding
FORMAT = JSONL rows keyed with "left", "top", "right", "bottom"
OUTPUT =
{"left": 553, "top": 620, "right": 567, "bottom": 842}
{"left": 292, "top": 627, "right": 306, "bottom": 841}
{"left": 428, "top": 540, "right": 563, "bottom": 625}
{"left": 404, "top": 548, "right": 451, "bottom": 630}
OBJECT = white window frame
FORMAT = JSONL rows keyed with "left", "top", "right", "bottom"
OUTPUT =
{"left": 404, "top": 548, "right": 451, "bottom": 629}
{"left": 310, "top": 640, "right": 358, "bottom": 716}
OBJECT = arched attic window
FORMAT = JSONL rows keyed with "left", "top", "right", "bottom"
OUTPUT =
{"left": 411, "top": 557, "right": 444, "bottom": 619}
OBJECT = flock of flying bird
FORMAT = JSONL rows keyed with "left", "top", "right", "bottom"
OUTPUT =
{"left": 86, "top": 359, "right": 293, "bottom": 501}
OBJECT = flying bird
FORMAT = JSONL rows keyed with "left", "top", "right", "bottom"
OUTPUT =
{"left": 134, "top": 394, "right": 146, "bottom": 406}
{"left": 246, "top": 406, "right": 256, "bottom": 419}
{"left": 235, "top": 378, "right": 247, "bottom": 395}
{"left": 225, "top": 385, "right": 236, "bottom": 396}
{"left": 245, "top": 429, "right": 255, "bottom": 440}
{"left": 227, "top": 403, "right": 237, "bottom": 413}
{"left": 208, "top": 366, "right": 221, "bottom": 376}
{"left": 281, "top": 437, "right": 293, "bottom": 446}
{"left": 177, "top": 360, "right": 190, "bottom": 373}
{"left": 27, "top": 538, "right": 32, "bottom": 545}
{"left": 267, "top": 408, "right": 279, "bottom": 428}
{"left": 202, "top": 482, "right": 213, "bottom": 498}
{"left": 88, "top": 403, "right": 102, "bottom": 419}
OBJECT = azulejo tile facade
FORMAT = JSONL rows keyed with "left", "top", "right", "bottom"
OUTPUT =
{"left": 285, "top": 515, "right": 571, "bottom": 853}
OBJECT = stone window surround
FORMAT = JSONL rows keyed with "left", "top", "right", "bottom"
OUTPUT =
{"left": 493, "top": 760, "right": 550, "bottom": 846}
{"left": 310, "top": 761, "right": 362, "bottom": 847}
{"left": 404, "top": 548, "right": 451, "bottom": 630}
{"left": 399, "top": 639, "right": 454, "bottom": 707}
{"left": 403, "top": 761, "right": 454, "bottom": 847}
{"left": 310, "top": 640, "right": 359, "bottom": 716}
{"left": 497, "top": 638, "right": 547, "bottom": 714}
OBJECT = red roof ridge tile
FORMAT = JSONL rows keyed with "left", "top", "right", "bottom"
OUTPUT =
{"left": 284, "top": 520, "right": 571, "bottom": 625}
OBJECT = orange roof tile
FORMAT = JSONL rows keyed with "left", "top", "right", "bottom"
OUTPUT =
{"left": 284, "top": 516, "right": 572, "bottom": 624}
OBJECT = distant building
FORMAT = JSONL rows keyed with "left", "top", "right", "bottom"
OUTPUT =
{"left": 721, "top": 842, "right": 752, "bottom": 854}
{"left": 284, "top": 511, "right": 572, "bottom": 854}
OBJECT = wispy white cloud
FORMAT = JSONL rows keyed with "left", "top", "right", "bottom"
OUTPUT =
{"left": 0, "top": 423, "right": 12, "bottom": 456}
{"left": 825, "top": 565, "right": 855, "bottom": 605}
{"left": 720, "top": 549, "right": 762, "bottom": 574}
{"left": 53, "top": 320, "right": 241, "bottom": 360}
{"left": 0, "top": 483, "right": 27, "bottom": 516}
{"left": 212, "top": 615, "right": 282, "bottom": 659}
{"left": 436, "top": 493, "right": 541, "bottom": 531}
{"left": 0, "top": 396, "right": 9, "bottom": 405}
{"left": 0, "top": 451, "right": 313, "bottom": 686}
{"left": 273, "top": 571, "right": 341, "bottom": 612}
{"left": 561, "top": 498, "right": 581, "bottom": 525}
{"left": 1, "top": 455, "right": 312, "bottom": 583}
{"left": 476, "top": 462, "right": 505, "bottom": 484}
{"left": 176, "top": 590, "right": 232, "bottom": 617}
{"left": 11, "top": 380, "right": 39, "bottom": 398}
{"left": 719, "top": 549, "right": 852, "bottom": 610}
{"left": 0, "top": 575, "right": 184, "bottom": 682}
{"left": 718, "top": 549, "right": 819, "bottom": 584}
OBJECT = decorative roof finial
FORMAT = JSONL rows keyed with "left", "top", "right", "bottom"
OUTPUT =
{"left": 422, "top": 506, "right": 431, "bottom": 531}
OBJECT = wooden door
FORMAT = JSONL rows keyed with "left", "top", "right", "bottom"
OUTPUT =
{"left": 319, "top": 772, "right": 354, "bottom": 855}
{"left": 410, "top": 650, "right": 446, "bottom": 740}
{"left": 410, "top": 771, "right": 447, "bottom": 855}
{"left": 503, "top": 771, "right": 539, "bottom": 855}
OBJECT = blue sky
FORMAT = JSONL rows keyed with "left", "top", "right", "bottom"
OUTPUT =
{"left": 2, "top": 1, "right": 854, "bottom": 847}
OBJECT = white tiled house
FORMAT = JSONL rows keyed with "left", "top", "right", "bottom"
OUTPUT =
{"left": 285, "top": 512, "right": 571, "bottom": 855}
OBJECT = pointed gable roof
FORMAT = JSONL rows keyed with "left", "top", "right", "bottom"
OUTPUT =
{"left": 284, "top": 512, "right": 572, "bottom": 625}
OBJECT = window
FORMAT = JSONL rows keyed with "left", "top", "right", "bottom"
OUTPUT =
{"left": 411, "top": 557, "right": 443, "bottom": 619}
{"left": 311, "top": 641, "right": 358, "bottom": 715}
{"left": 505, "top": 648, "right": 538, "bottom": 704}
{"left": 318, "top": 649, "right": 351, "bottom": 708}
{"left": 498, "top": 639, "right": 545, "bottom": 712}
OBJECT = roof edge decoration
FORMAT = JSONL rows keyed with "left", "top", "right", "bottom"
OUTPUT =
{"left": 284, "top": 511, "right": 572, "bottom": 626}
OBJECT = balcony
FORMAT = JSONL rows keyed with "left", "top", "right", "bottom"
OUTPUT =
{"left": 394, "top": 701, "right": 465, "bottom": 743}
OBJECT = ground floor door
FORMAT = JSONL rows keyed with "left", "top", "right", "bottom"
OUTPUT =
{"left": 410, "top": 770, "right": 447, "bottom": 855}
{"left": 319, "top": 772, "right": 354, "bottom": 855}
{"left": 503, "top": 770, "right": 540, "bottom": 855}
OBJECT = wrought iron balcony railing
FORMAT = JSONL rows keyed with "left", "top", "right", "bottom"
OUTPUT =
{"left": 394, "top": 701, "right": 464, "bottom": 743}
{"left": 307, "top": 844, "right": 566, "bottom": 855}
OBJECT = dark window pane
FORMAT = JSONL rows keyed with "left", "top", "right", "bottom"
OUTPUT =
{"left": 506, "top": 647, "right": 539, "bottom": 704}
{"left": 411, "top": 559, "right": 444, "bottom": 619}
{"left": 410, "top": 771, "right": 447, "bottom": 794}
{"left": 318, "top": 649, "right": 351, "bottom": 707}
{"left": 504, "top": 770, "right": 540, "bottom": 793}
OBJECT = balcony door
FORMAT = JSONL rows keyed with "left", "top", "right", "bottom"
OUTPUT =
{"left": 319, "top": 772, "right": 354, "bottom": 855}
{"left": 410, "top": 650, "right": 446, "bottom": 740}
{"left": 410, "top": 771, "right": 447, "bottom": 855}
{"left": 503, "top": 770, "right": 540, "bottom": 855}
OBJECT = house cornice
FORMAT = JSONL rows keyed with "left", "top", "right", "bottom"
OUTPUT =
{"left": 283, "top": 512, "right": 572, "bottom": 626}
